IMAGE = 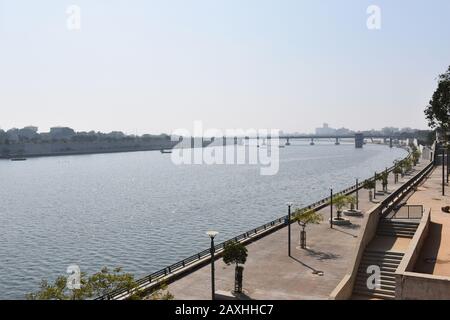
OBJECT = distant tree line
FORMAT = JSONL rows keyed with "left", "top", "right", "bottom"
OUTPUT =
{"left": 0, "top": 126, "right": 171, "bottom": 145}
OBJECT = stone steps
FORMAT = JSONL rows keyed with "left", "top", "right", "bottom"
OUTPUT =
{"left": 376, "top": 220, "right": 419, "bottom": 238}
{"left": 352, "top": 250, "right": 404, "bottom": 300}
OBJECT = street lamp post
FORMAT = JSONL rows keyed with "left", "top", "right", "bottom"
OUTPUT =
{"left": 447, "top": 147, "right": 450, "bottom": 183}
{"left": 355, "top": 178, "right": 359, "bottom": 210}
{"left": 206, "top": 231, "right": 219, "bottom": 300}
{"left": 287, "top": 202, "right": 293, "bottom": 257}
{"left": 330, "top": 188, "right": 333, "bottom": 229}
{"left": 373, "top": 172, "right": 377, "bottom": 199}
{"left": 442, "top": 149, "right": 445, "bottom": 196}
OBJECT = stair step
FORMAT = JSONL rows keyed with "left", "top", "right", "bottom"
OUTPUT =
{"left": 353, "top": 290, "right": 395, "bottom": 300}
{"left": 362, "top": 255, "right": 403, "bottom": 262}
{"left": 377, "top": 229, "right": 416, "bottom": 232}
{"left": 377, "top": 230, "right": 415, "bottom": 234}
{"left": 377, "top": 228, "right": 417, "bottom": 232}
{"left": 361, "top": 256, "right": 403, "bottom": 264}
{"left": 356, "top": 274, "right": 396, "bottom": 282}
{"left": 356, "top": 279, "right": 396, "bottom": 287}
{"left": 354, "top": 281, "right": 396, "bottom": 291}
{"left": 354, "top": 284, "right": 395, "bottom": 294}
{"left": 377, "top": 233, "right": 414, "bottom": 238}
{"left": 364, "top": 250, "right": 404, "bottom": 257}
{"left": 359, "top": 263, "right": 399, "bottom": 270}
{"left": 378, "top": 228, "right": 417, "bottom": 232}
{"left": 380, "top": 220, "right": 419, "bottom": 225}
{"left": 380, "top": 222, "right": 419, "bottom": 226}
{"left": 378, "top": 224, "right": 418, "bottom": 228}
{"left": 379, "top": 222, "right": 419, "bottom": 226}
{"left": 377, "top": 232, "right": 415, "bottom": 237}
{"left": 358, "top": 263, "right": 398, "bottom": 273}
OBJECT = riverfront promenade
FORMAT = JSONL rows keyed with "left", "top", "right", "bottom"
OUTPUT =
{"left": 166, "top": 162, "right": 427, "bottom": 300}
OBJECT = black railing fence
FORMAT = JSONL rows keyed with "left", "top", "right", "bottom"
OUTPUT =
{"left": 384, "top": 205, "right": 424, "bottom": 220}
{"left": 97, "top": 149, "right": 414, "bottom": 300}
{"left": 379, "top": 161, "right": 434, "bottom": 219}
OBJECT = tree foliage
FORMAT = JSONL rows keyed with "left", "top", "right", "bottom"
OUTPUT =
{"left": 424, "top": 66, "right": 450, "bottom": 133}
{"left": 363, "top": 179, "right": 375, "bottom": 190}
{"left": 331, "top": 194, "right": 354, "bottom": 212}
{"left": 26, "top": 267, "right": 173, "bottom": 300}
{"left": 223, "top": 241, "right": 248, "bottom": 267}
{"left": 292, "top": 208, "right": 323, "bottom": 230}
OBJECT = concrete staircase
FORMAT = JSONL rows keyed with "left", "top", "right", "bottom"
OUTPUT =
{"left": 353, "top": 250, "right": 404, "bottom": 299}
{"left": 353, "top": 219, "right": 420, "bottom": 299}
{"left": 377, "top": 220, "right": 420, "bottom": 238}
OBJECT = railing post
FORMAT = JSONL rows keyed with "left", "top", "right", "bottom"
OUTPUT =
{"left": 443, "top": 148, "right": 445, "bottom": 196}
{"left": 330, "top": 188, "right": 333, "bottom": 229}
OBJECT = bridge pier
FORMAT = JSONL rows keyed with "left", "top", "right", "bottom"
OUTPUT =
{"left": 234, "top": 137, "right": 238, "bottom": 145}
{"left": 355, "top": 133, "right": 364, "bottom": 148}
{"left": 389, "top": 137, "right": 393, "bottom": 148}
{"left": 223, "top": 136, "right": 226, "bottom": 147}
{"left": 335, "top": 137, "right": 340, "bottom": 145}
{"left": 310, "top": 138, "right": 315, "bottom": 146}
{"left": 285, "top": 138, "right": 291, "bottom": 146}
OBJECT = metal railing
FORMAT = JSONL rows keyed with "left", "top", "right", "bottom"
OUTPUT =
{"left": 383, "top": 205, "right": 424, "bottom": 220}
{"left": 379, "top": 161, "right": 434, "bottom": 219}
{"left": 96, "top": 150, "right": 413, "bottom": 300}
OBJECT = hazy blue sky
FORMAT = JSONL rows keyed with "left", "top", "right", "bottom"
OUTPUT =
{"left": 1, "top": 0, "right": 449, "bottom": 134}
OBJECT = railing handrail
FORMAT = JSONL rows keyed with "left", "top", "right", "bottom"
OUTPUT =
{"left": 379, "top": 161, "right": 434, "bottom": 219}
{"left": 96, "top": 149, "right": 413, "bottom": 300}
{"left": 384, "top": 204, "right": 424, "bottom": 220}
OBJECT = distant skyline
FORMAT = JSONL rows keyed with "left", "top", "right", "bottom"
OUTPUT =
{"left": 1, "top": 0, "right": 449, "bottom": 135}
{"left": 0, "top": 123, "right": 428, "bottom": 136}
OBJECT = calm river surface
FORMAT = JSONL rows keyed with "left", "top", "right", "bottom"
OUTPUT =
{"left": 0, "top": 142, "right": 406, "bottom": 299}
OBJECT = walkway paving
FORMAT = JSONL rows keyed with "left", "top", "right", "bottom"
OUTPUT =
{"left": 405, "top": 164, "right": 450, "bottom": 276}
{"left": 166, "top": 161, "right": 426, "bottom": 300}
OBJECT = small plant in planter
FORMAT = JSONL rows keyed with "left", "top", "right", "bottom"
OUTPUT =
{"left": 393, "top": 166, "right": 402, "bottom": 183}
{"left": 223, "top": 241, "right": 248, "bottom": 294}
{"left": 329, "top": 194, "right": 353, "bottom": 225}
{"left": 412, "top": 150, "right": 421, "bottom": 165}
{"left": 333, "top": 195, "right": 354, "bottom": 219}
{"left": 363, "top": 180, "right": 376, "bottom": 202}
{"left": 380, "top": 171, "right": 389, "bottom": 193}
{"left": 404, "top": 158, "right": 413, "bottom": 173}
{"left": 292, "top": 208, "right": 322, "bottom": 249}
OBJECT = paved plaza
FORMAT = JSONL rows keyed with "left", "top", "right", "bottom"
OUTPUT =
{"left": 167, "top": 162, "right": 427, "bottom": 299}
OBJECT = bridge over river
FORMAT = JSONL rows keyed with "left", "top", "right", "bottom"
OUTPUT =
{"left": 200, "top": 133, "right": 417, "bottom": 149}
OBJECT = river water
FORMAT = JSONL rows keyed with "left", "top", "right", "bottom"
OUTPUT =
{"left": 0, "top": 142, "right": 406, "bottom": 299}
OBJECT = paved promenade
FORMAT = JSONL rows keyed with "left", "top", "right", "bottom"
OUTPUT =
{"left": 167, "top": 162, "right": 426, "bottom": 300}
{"left": 406, "top": 165, "right": 450, "bottom": 276}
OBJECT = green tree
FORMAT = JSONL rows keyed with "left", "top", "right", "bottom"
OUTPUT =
{"left": 26, "top": 267, "right": 173, "bottom": 300}
{"left": 292, "top": 208, "right": 323, "bottom": 248}
{"left": 223, "top": 241, "right": 248, "bottom": 293}
{"left": 330, "top": 194, "right": 354, "bottom": 219}
{"left": 363, "top": 180, "right": 376, "bottom": 202}
{"left": 378, "top": 171, "right": 389, "bottom": 192}
{"left": 412, "top": 150, "right": 421, "bottom": 165}
{"left": 424, "top": 66, "right": 450, "bottom": 139}
{"left": 393, "top": 165, "right": 402, "bottom": 183}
